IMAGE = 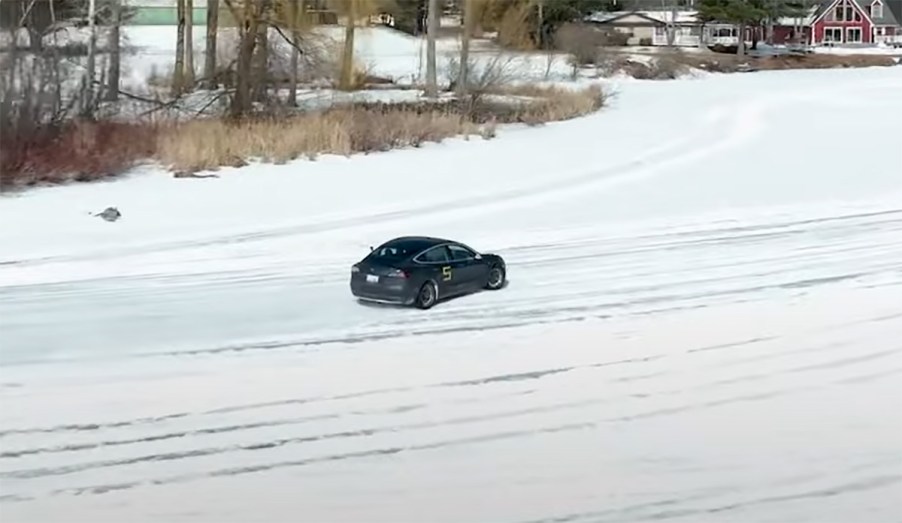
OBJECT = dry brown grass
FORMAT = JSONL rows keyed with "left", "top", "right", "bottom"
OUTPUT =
{"left": 158, "top": 85, "right": 605, "bottom": 173}
{"left": 157, "top": 108, "right": 481, "bottom": 172}
{"left": 756, "top": 53, "right": 898, "bottom": 70}
{"left": 499, "top": 85, "right": 606, "bottom": 124}
{"left": 658, "top": 50, "right": 898, "bottom": 75}
{"left": 2, "top": 85, "right": 606, "bottom": 187}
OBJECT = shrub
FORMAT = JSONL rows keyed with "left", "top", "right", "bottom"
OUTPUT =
{"left": 1, "top": 121, "right": 158, "bottom": 189}
{"left": 554, "top": 22, "right": 605, "bottom": 66}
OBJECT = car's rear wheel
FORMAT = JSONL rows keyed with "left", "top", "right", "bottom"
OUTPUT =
{"left": 415, "top": 281, "right": 438, "bottom": 309}
{"left": 485, "top": 265, "right": 505, "bottom": 290}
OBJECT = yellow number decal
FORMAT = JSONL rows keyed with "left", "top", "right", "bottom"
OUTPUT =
{"left": 442, "top": 266, "right": 452, "bottom": 281}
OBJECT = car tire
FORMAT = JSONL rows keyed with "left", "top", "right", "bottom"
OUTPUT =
{"left": 484, "top": 265, "right": 506, "bottom": 290}
{"left": 415, "top": 281, "right": 438, "bottom": 309}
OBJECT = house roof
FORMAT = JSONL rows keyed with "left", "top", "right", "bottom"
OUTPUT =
{"left": 585, "top": 11, "right": 665, "bottom": 25}
{"left": 877, "top": 0, "right": 902, "bottom": 26}
{"left": 851, "top": 0, "right": 901, "bottom": 25}
{"left": 587, "top": 2, "right": 902, "bottom": 28}
{"left": 809, "top": 0, "right": 902, "bottom": 25}
{"left": 777, "top": 0, "right": 901, "bottom": 27}
{"left": 585, "top": 10, "right": 699, "bottom": 26}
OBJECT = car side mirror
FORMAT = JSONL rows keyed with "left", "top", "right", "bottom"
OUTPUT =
{"left": 369, "top": 246, "right": 374, "bottom": 252}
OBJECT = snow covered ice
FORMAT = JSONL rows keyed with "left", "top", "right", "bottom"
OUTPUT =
{"left": 1, "top": 65, "right": 902, "bottom": 522}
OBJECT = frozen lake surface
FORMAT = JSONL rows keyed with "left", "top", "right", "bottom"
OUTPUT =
{"left": 1, "top": 66, "right": 901, "bottom": 522}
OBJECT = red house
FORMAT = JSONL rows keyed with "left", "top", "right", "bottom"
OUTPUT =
{"left": 808, "top": 0, "right": 902, "bottom": 44}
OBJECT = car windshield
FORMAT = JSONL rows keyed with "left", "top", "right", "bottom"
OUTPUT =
{"left": 370, "top": 239, "right": 433, "bottom": 261}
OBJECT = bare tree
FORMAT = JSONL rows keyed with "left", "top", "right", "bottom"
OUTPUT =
{"left": 204, "top": 0, "right": 220, "bottom": 88}
{"left": 457, "top": 0, "right": 472, "bottom": 97}
{"left": 288, "top": 0, "right": 305, "bottom": 105}
{"left": 536, "top": 0, "right": 545, "bottom": 48}
{"left": 339, "top": 0, "right": 357, "bottom": 90}
{"left": 425, "top": 0, "right": 439, "bottom": 98}
{"left": 172, "top": 0, "right": 187, "bottom": 95}
{"left": 446, "top": 51, "right": 517, "bottom": 108}
{"left": 185, "top": 0, "right": 196, "bottom": 86}
{"left": 226, "top": 0, "right": 266, "bottom": 115}
{"left": 1, "top": 19, "right": 82, "bottom": 190}
{"left": 106, "top": 0, "right": 122, "bottom": 101}
{"left": 84, "top": 0, "right": 98, "bottom": 115}
{"left": 252, "top": 15, "right": 268, "bottom": 101}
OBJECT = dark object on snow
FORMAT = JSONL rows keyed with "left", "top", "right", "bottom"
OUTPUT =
{"left": 94, "top": 207, "right": 121, "bottom": 222}
{"left": 349, "top": 236, "right": 507, "bottom": 310}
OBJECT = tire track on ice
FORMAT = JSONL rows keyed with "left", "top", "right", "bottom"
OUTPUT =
{"left": 3, "top": 329, "right": 899, "bottom": 482}
{"left": 12, "top": 362, "right": 900, "bottom": 500}
{"left": 0, "top": 109, "right": 727, "bottom": 269}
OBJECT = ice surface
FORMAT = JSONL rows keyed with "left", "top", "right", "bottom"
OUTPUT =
{"left": 1, "top": 60, "right": 902, "bottom": 521}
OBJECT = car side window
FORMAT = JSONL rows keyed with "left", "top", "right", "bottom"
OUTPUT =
{"left": 448, "top": 244, "right": 475, "bottom": 261}
{"left": 420, "top": 246, "right": 450, "bottom": 263}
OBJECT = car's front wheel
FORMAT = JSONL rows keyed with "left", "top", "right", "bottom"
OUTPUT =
{"left": 485, "top": 265, "right": 506, "bottom": 290}
{"left": 415, "top": 281, "right": 438, "bottom": 309}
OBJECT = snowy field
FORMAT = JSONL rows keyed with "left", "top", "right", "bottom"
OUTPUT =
{"left": 3, "top": 25, "right": 574, "bottom": 90}
{"left": 2, "top": 64, "right": 902, "bottom": 521}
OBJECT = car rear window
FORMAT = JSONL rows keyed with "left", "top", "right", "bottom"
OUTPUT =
{"left": 370, "top": 239, "right": 433, "bottom": 260}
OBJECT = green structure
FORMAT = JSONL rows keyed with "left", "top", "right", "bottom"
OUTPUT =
{"left": 128, "top": 7, "right": 206, "bottom": 25}
{"left": 124, "top": 1, "right": 211, "bottom": 25}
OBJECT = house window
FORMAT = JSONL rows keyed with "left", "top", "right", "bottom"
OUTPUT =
{"left": 824, "top": 27, "right": 843, "bottom": 42}
{"left": 833, "top": 0, "right": 859, "bottom": 21}
{"left": 711, "top": 26, "right": 736, "bottom": 37}
{"left": 847, "top": 27, "right": 862, "bottom": 42}
{"left": 871, "top": 2, "right": 883, "bottom": 18}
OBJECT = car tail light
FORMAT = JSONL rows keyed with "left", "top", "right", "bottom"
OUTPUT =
{"left": 388, "top": 269, "right": 409, "bottom": 279}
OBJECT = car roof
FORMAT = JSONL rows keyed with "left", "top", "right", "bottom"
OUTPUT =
{"left": 382, "top": 236, "right": 454, "bottom": 249}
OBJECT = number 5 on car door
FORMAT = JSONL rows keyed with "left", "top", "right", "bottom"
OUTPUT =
{"left": 442, "top": 266, "right": 452, "bottom": 281}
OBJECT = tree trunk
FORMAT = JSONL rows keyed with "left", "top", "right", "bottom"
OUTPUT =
{"left": 736, "top": 22, "right": 746, "bottom": 56}
{"left": 537, "top": 0, "right": 544, "bottom": 49}
{"left": 204, "top": 0, "right": 219, "bottom": 89}
{"left": 231, "top": 9, "right": 258, "bottom": 117}
{"left": 766, "top": 19, "right": 775, "bottom": 45}
{"left": 185, "top": 0, "right": 195, "bottom": 87}
{"left": 667, "top": 3, "right": 677, "bottom": 46}
{"left": 425, "top": 0, "right": 438, "bottom": 98}
{"left": 458, "top": 0, "right": 472, "bottom": 97}
{"left": 105, "top": 0, "right": 121, "bottom": 101}
{"left": 698, "top": 23, "right": 707, "bottom": 49}
{"left": 84, "top": 0, "right": 97, "bottom": 116}
{"left": 172, "top": 0, "right": 186, "bottom": 95}
{"left": 28, "top": 28, "right": 43, "bottom": 53}
{"left": 339, "top": 0, "right": 356, "bottom": 90}
{"left": 252, "top": 21, "right": 268, "bottom": 102}
{"left": 288, "top": 0, "right": 301, "bottom": 105}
